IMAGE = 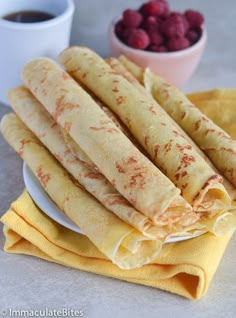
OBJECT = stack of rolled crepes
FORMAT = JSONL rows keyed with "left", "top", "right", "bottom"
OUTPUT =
{"left": 1, "top": 46, "right": 235, "bottom": 270}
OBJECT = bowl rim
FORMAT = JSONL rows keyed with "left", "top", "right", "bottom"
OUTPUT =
{"left": 109, "top": 19, "right": 207, "bottom": 58}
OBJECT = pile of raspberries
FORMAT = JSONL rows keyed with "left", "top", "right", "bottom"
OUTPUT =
{"left": 114, "top": 0, "right": 204, "bottom": 52}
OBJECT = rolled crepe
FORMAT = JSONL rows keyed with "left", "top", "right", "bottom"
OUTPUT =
{"left": 120, "top": 56, "right": 236, "bottom": 187}
{"left": 74, "top": 79, "right": 146, "bottom": 155}
{"left": 0, "top": 113, "right": 163, "bottom": 269}
{"left": 8, "top": 86, "right": 190, "bottom": 239}
{"left": 109, "top": 56, "right": 236, "bottom": 230}
{"left": 106, "top": 56, "right": 236, "bottom": 204}
{"left": 21, "top": 58, "right": 194, "bottom": 227}
{"left": 107, "top": 56, "right": 236, "bottom": 205}
{"left": 106, "top": 57, "right": 147, "bottom": 95}
{"left": 59, "top": 47, "right": 231, "bottom": 216}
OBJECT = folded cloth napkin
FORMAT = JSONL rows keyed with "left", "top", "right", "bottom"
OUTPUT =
{"left": 187, "top": 88, "right": 236, "bottom": 140}
{"left": 1, "top": 190, "right": 234, "bottom": 300}
{"left": 1, "top": 88, "right": 235, "bottom": 300}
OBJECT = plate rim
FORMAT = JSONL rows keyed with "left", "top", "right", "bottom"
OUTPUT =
{"left": 23, "top": 162, "right": 83, "bottom": 234}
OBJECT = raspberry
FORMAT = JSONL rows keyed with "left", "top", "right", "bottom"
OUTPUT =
{"left": 170, "top": 12, "right": 189, "bottom": 33}
{"left": 140, "top": 1, "right": 166, "bottom": 17}
{"left": 184, "top": 10, "right": 204, "bottom": 28}
{"left": 123, "top": 9, "right": 143, "bottom": 28}
{"left": 170, "top": 11, "right": 184, "bottom": 19}
{"left": 186, "top": 29, "right": 200, "bottom": 44}
{"left": 115, "top": 20, "right": 125, "bottom": 40}
{"left": 142, "top": 16, "right": 161, "bottom": 33}
{"left": 149, "top": 44, "right": 168, "bottom": 52}
{"left": 182, "top": 16, "right": 189, "bottom": 34}
{"left": 148, "top": 31, "right": 164, "bottom": 45}
{"left": 167, "top": 36, "right": 190, "bottom": 51}
{"left": 122, "top": 27, "right": 136, "bottom": 42}
{"left": 157, "top": 45, "right": 168, "bottom": 52}
{"left": 159, "top": 0, "right": 170, "bottom": 17}
{"left": 161, "top": 16, "right": 186, "bottom": 38}
{"left": 127, "top": 29, "right": 150, "bottom": 49}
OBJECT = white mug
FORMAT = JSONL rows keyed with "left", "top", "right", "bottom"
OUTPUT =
{"left": 0, "top": 0, "right": 74, "bottom": 105}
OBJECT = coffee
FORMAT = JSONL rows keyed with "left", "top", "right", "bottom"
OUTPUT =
{"left": 3, "top": 10, "right": 54, "bottom": 23}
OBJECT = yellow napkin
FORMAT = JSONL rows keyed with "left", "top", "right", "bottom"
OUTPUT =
{"left": 187, "top": 88, "right": 236, "bottom": 139}
{"left": 1, "top": 88, "right": 235, "bottom": 300}
{"left": 1, "top": 190, "right": 234, "bottom": 300}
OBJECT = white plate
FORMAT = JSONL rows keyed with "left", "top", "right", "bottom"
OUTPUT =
{"left": 23, "top": 163, "right": 83, "bottom": 234}
{"left": 23, "top": 163, "right": 205, "bottom": 243}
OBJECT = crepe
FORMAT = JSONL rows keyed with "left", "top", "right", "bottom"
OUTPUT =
{"left": 108, "top": 57, "right": 236, "bottom": 230}
{"left": 72, "top": 78, "right": 146, "bottom": 155}
{"left": 0, "top": 113, "right": 164, "bottom": 269}
{"left": 105, "top": 57, "right": 236, "bottom": 203}
{"left": 106, "top": 57, "right": 147, "bottom": 95}
{"left": 59, "top": 47, "right": 231, "bottom": 218}
{"left": 21, "top": 58, "right": 196, "bottom": 228}
{"left": 8, "top": 86, "right": 187, "bottom": 240}
{"left": 119, "top": 56, "right": 236, "bottom": 188}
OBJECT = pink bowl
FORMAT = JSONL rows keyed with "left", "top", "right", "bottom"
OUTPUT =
{"left": 109, "top": 22, "right": 207, "bottom": 88}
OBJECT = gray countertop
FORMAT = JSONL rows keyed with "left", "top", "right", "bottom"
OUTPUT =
{"left": 0, "top": 0, "right": 236, "bottom": 317}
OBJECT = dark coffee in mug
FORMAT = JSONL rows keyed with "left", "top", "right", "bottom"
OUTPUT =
{"left": 3, "top": 10, "right": 54, "bottom": 23}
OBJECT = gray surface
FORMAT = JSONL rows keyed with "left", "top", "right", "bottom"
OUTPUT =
{"left": 0, "top": 0, "right": 236, "bottom": 317}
